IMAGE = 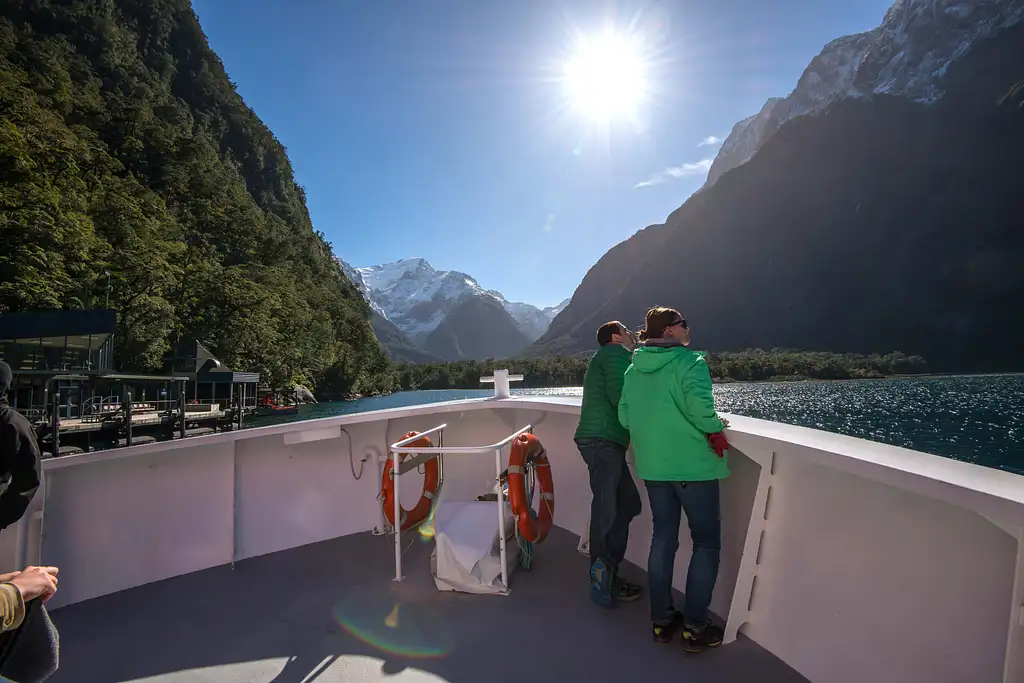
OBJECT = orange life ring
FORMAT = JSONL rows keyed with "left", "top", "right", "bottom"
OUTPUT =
{"left": 507, "top": 433, "right": 554, "bottom": 544}
{"left": 381, "top": 431, "right": 440, "bottom": 532}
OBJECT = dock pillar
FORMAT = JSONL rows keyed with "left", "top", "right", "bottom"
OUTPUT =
{"left": 50, "top": 391, "right": 60, "bottom": 458}
{"left": 236, "top": 384, "right": 243, "bottom": 430}
{"left": 178, "top": 383, "right": 186, "bottom": 439}
{"left": 125, "top": 390, "right": 133, "bottom": 448}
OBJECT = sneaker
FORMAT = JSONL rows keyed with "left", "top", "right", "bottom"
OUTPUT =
{"left": 681, "top": 622, "right": 724, "bottom": 653}
{"left": 652, "top": 611, "right": 684, "bottom": 644}
{"left": 611, "top": 576, "right": 643, "bottom": 602}
{"left": 589, "top": 559, "right": 614, "bottom": 608}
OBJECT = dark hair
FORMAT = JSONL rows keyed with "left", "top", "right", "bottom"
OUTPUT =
{"left": 596, "top": 321, "right": 625, "bottom": 346}
{"left": 637, "top": 307, "right": 682, "bottom": 342}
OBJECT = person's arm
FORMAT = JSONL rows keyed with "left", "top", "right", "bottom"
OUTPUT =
{"left": 0, "top": 420, "right": 41, "bottom": 530}
{"left": 618, "top": 367, "right": 631, "bottom": 430}
{"left": 680, "top": 356, "right": 726, "bottom": 434}
{"left": 0, "top": 579, "right": 25, "bottom": 632}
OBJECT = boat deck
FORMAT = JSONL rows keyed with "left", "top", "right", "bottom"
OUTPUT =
{"left": 47, "top": 527, "right": 809, "bottom": 683}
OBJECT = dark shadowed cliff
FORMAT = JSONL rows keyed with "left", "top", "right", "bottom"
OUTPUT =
{"left": 535, "top": 22, "right": 1024, "bottom": 373}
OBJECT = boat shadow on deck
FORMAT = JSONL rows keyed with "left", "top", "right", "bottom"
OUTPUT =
{"left": 47, "top": 527, "right": 809, "bottom": 683}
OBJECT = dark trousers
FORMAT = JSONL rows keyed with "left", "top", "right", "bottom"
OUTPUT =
{"left": 645, "top": 479, "right": 721, "bottom": 628}
{"left": 575, "top": 437, "right": 642, "bottom": 568}
{"left": 0, "top": 598, "right": 59, "bottom": 683}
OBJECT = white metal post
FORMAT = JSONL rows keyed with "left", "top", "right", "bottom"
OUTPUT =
{"left": 479, "top": 368, "right": 524, "bottom": 398}
{"left": 495, "top": 447, "right": 509, "bottom": 591}
{"left": 392, "top": 448, "right": 403, "bottom": 581}
{"left": 388, "top": 423, "right": 530, "bottom": 591}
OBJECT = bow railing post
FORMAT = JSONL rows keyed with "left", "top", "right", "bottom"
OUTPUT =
{"left": 479, "top": 369, "right": 524, "bottom": 399}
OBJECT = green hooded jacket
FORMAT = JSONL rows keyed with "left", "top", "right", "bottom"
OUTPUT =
{"left": 618, "top": 341, "right": 729, "bottom": 482}
{"left": 574, "top": 343, "right": 632, "bottom": 447}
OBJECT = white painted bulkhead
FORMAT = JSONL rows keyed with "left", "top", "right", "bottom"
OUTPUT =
{"left": 1, "top": 395, "right": 1021, "bottom": 683}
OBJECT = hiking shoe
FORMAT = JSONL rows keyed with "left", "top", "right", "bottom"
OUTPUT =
{"left": 681, "top": 622, "right": 724, "bottom": 653}
{"left": 611, "top": 576, "right": 643, "bottom": 602}
{"left": 652, "top": 611, "right": 684, "bottom": 644}
{"left": 589, "top": 559, "right": 614, "bottom": 608}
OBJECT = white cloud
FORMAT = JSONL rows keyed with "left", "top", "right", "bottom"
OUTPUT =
{"left": 542, "top": 213, "right": 556, "bottom": 232}
{"left": 698, "top": 135, "right": 722, "bottom": 147}
{"left": 633, "top": 159, "right": 713, "bottom": 188}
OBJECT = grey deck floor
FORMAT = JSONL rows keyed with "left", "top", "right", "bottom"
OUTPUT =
{"left": 46, "top": 527, "right": 808, "bottom": 683}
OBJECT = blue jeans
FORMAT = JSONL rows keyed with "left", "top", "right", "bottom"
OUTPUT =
{"left": 575, "top": 437, "right": 642, "bottom": 568}
{"left": 645, "top": 479, "right": 721, "bottom": 627}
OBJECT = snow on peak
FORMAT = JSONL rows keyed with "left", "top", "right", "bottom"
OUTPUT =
{"left": 342, "top": 257, "right": 568, "bottom": 343}
{"left": 706, "top": 0, "right": 1024, "bottom": 187}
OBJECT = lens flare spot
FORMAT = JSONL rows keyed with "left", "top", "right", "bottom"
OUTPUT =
{"left": 333, "top": 586, "right": 454, "bottom": 659}
{"left": 417, "top": 518, "right": 435, "bottom": 542}
{"left": 385, "top": 602, "right": 400, "bottom": 629}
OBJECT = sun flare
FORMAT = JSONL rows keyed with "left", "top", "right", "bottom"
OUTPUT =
{"left": 563, "top": 31, "right": 649, "bottom": 123}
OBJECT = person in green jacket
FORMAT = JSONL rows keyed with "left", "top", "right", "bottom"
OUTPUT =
{"left": 574, "top": 321, "right": 643, "bottom": 608}
{"left": 618, "top": 307, "right": 730, "bottom": 653}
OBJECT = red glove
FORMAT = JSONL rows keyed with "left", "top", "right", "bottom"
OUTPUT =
{"left": 707, "top": 432, "right": 730, "bottom": 458}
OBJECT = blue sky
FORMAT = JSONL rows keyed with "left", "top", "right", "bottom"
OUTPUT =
{"left": 192, "top": 0, "right": 893, "bottom": 308}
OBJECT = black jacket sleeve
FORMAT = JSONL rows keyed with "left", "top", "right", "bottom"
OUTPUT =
{"left": 0, "top": 408, "right": 41, "bottom": 531}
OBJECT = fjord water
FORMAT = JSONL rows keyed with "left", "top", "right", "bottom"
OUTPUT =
{"left": 250, "top": 375, "right": 1024, "bottom": 475}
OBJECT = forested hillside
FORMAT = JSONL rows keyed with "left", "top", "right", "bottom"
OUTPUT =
{"left": 398, "top": 350, "right": 929, "bottom": 390}
{"left": 0, "top": 0, "right": 396, "bottom": 395}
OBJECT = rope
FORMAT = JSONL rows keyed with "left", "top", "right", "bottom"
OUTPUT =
{"left": 515, "top": 462, "right": 537, "bottom": 571}
{"left": 342, "top": 427, "right": 364, "bottom": 480}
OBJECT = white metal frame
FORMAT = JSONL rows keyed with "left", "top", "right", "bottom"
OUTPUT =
{"left": 388, "top": 423, "right": 534, "bottom": 592}
{"left": 479, "top": 369, "right": 523, "bottom": 399}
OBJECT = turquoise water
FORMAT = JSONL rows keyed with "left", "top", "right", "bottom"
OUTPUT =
{"left": 248, "top": 375, "right": 1024, "bottom": 475}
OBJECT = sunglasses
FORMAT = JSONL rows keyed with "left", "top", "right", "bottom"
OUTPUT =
{"left": 670, "top": 318, "right": 688, "bottom": 330}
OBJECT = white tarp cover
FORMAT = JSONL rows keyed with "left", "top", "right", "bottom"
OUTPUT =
{"left": 430, "top": 500, "right": 517, "bottom": 594}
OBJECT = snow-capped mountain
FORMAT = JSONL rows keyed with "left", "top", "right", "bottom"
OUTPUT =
{"left": 706, "top": 0, "right": 1024, "bottom": 186}
{"left": 336, "top": 257, "right": 568, "bottom": 360}
{"left": 496, "top": 298, "right": 571, "bottom": 342}
{"left": 337, "top": 259, "right": 387, "bottom": 319}
{"left": 355, "top": 258, "right": 486, "bottom": 341}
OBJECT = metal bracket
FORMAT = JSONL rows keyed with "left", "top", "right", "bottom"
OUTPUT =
{"left": 397, "top": 451, "right": 441, "bottom": 476}
{"left": 981, "top": 514, "right": 1024, "bottom": 683}
{"left": 723, "top": 449, "right": 775, "bottom": 645}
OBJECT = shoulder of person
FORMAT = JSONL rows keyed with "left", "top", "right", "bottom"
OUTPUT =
{"left": 674, "top": 348, "right": 708, "bottom": 371}
{"left": 6, "top": 408, "right": 33, "bottom": 432}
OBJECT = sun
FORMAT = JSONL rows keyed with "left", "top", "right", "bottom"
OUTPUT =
{"left": 563, "top": 31, "right": 650, "bottom": 123}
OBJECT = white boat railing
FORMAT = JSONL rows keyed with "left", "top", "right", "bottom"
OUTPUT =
{"left": 388, "top": 423, "right": 534, "bottom": 592}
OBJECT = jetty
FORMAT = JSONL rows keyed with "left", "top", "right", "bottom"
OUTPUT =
{"left": 0, "top": 309, "right": 261, "bottom": 456}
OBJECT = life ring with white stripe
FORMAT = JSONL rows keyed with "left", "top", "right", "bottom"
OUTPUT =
{"left": 507, "top": 433, "right": 554, "bottom": 543}
{"left": 381, "top": 431, "right": 439, "bottom": 532}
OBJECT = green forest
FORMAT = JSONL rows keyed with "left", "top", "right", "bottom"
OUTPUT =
{"left": 397, "top": 350, "right": 929, "bottom": 391}
{"left": 0, "top": 0, "right": 397, "bottom": 397}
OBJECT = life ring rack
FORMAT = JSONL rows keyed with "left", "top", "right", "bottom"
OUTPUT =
{"left": 506, "top": 432, "right": 555, "bottom": 544}
{"left": 380, "top": 431, "right": 441, "bottom": 532}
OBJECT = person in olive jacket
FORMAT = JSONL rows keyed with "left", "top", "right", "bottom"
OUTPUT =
{"left": 619, "top": 307, "right": 730, "bottom": 653}
{"left": 574, "top": 321, "right": 643, "bottom": 608}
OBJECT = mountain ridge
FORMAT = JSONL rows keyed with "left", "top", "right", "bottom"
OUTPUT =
{"left": 706, "top": 0, "right": 1024, "bottom": 186}
{"left": 337, "top": 256, "right": 569, "bottom": 361}
{"left": 535, "top": 11, "right": 1024, "bottom": 372}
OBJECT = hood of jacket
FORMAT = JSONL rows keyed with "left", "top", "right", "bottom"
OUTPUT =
{"left": 630, "top": 339, "right": 703, "bottom": 373}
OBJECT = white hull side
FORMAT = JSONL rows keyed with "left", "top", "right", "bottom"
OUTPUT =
{"left": 2, "top": 396, "right": 1020, "bottom": 683}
